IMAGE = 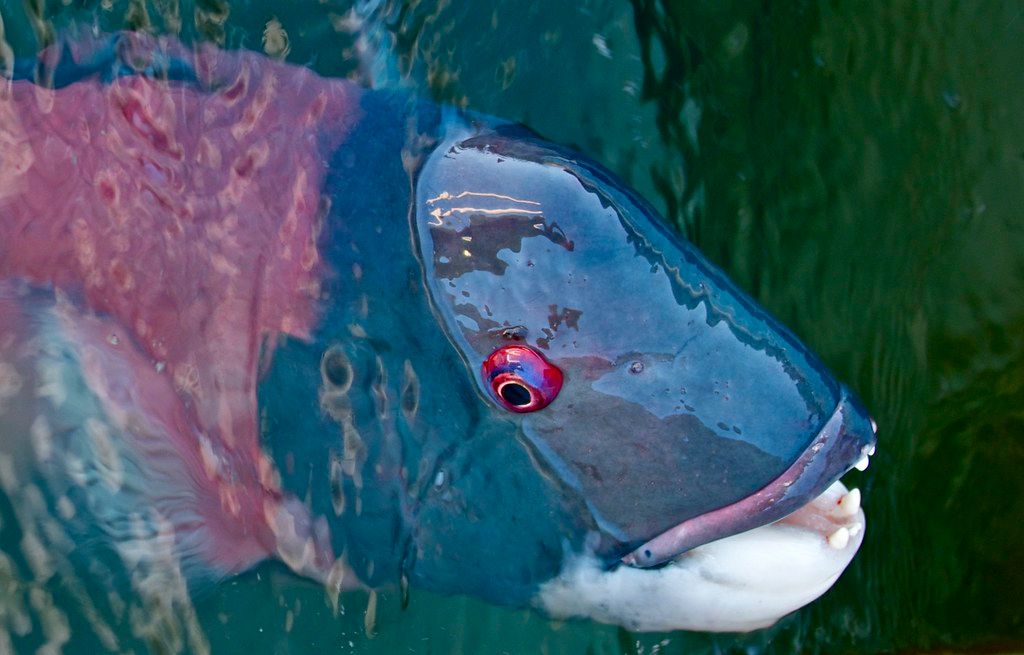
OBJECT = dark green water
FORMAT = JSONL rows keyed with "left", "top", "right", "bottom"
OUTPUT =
{"left": 1, "top": 1, "right": 1022, "bottom": 653}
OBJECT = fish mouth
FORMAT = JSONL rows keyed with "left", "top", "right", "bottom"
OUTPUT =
{"left": 533, "top": 390, "right": 876, "bottom": 632}
{"left": 536, "top": 477, "right": 867, "bottom": 632}
{"left": 623, "top": 387, "right": 877, "bottom": 568}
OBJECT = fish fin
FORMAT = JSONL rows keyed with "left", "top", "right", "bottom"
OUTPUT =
{"left": 0, "top": 284, "right": 278, "bottom": 589}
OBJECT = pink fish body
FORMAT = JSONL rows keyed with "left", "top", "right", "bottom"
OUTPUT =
{"left": 1, "top": 34, "right": 356, "bottom": 579}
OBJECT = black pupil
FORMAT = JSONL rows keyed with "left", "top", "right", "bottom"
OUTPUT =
{"left": 500, "top": 382, "right": 533, "bottom": 407}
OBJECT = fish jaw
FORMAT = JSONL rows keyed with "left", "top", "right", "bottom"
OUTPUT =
{"left": 536, "top": 479, "right": 866, "bottom": 632}
{"left": 535, "top": 387, "right": 876, "bottom": 633}
{"left": 622, "top": 386, "right": 876, "bottom": 568}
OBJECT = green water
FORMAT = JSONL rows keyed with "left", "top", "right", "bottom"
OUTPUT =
{"left": 1, "top": 1, "right": 1023, "bottom": 653}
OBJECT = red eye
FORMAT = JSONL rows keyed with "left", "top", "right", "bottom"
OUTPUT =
{"left": 482, "top": 345, "right": 564, "bottom": 413}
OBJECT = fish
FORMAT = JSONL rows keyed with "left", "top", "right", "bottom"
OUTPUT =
{"left": 0, "top": 32, "right": 876, "bottom": 634}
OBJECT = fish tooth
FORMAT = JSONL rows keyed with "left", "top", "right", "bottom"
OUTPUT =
{"left": 854, "top": 455, "right": 869, "bottom": 472}
{"left": 869, "top": 418, "right": 878, "bottom": 434}
{"left": 827, "top": 526, "right": 851, "bottom": 550}
{"left": 848, "top": 522, "right": 863, "bottom": 537}
{"left": 836, "top": 488, "right": 861, "bottom": 517}
{"left": 867, "top": 444, "right": 876, "bottom": 456}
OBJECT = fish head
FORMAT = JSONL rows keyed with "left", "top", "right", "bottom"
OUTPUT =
{"left": 405, "top": 122, "right": 877, "bottom": 629}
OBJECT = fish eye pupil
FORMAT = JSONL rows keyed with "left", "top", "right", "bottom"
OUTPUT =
{"left": 499, "top": 381, "right": 532, "bottom": 407}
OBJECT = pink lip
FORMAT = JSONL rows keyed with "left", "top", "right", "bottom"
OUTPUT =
{"left": 622, "top": 390, "right": 876, "bottom": 568}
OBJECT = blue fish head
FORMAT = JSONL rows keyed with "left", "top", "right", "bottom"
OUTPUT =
{"left": 412, "top": 123, "right": 877, "bottom": 570}
{"left": 264, "top": 101, "right": 876, "bottom": 621}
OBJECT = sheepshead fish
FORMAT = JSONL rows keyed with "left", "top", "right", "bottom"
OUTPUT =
{"left": 0, "top": 33, "right": 876, "bottom": 633}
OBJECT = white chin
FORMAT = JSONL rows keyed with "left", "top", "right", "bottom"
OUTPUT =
{"left": 536, "top": 480, "right": 865, "bottom": 633}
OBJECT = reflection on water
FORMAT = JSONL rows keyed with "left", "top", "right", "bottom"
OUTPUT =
{"left": 0, "top": 0, "right": 1022, "bottom": 652}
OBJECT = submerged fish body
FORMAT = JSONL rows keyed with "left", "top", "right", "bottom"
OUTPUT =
{"left": 0, "top": 33, "right": 876, "bottom": 633}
